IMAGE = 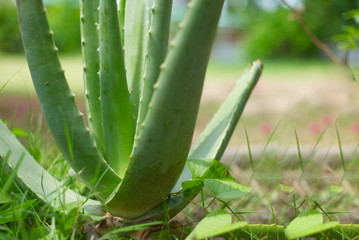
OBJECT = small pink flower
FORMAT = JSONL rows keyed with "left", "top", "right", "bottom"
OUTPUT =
{"left": 321, "top": 115, "right": 333, "bottom": 127}
{"left": 351, "top": 123, "right": 359, "bottom": 135}
{"left": 260, "top": 122, "right": 272, "bottom": 135}
{"left": 309, "top": 122, "right": 321, "bottom": 135}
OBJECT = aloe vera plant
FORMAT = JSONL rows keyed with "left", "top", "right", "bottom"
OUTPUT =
{"left": 0, "top": 0, "right": 262, "bottom": 220}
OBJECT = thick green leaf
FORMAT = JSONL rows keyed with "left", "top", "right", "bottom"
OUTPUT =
{"left": 80, "top": 0, "right": 106, "bottom": 158}
{"left": 139, "top": 62, "right": 262, "bottom": 221}
{"left": 15, "top": 0, "right": 121, "bottom": 199}
{"left": 186, "top": 209, "right": 247, "bottom": 240}
{"left": 204, "top": 179, "right": 251, "bottom": 199}
{"left": 99, "top": 0, "right": 135, "bottom": 176}
{"left": 136, "top": 0, "right": 173, "bottom": 133}
{"left": 189, "top": 60, "right": 262, "bottom": 160}
{"left": 124, "top": 0, "right": 148, "bottom": 115}
{"left": 0, "top": 121, "right": 103, "bottom": 215}
{"left": 172, "top": 62, "right": 262, "bottom": 192}
{"left": 285, "top": 209, "right": 340, "bottom": 239}
{"left": 106, "top": 0, "right": 225, "bottom": 219}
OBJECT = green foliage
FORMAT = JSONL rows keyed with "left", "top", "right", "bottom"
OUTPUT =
{"left": 333, "top": 9, "right": 359, "bottom": 51}
{"left": 229, "top": 0, "right": 359, "bottom": 59}
{"left": 242, "top": 8, "right": 314, "bottom": 59}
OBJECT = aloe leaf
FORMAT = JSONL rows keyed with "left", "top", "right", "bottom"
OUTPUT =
{"left": 106, "top": 0, "right": 225, "bottom": 219}
{"left": 119, "top": 0, "right": 126, "bottom": 47}
{"left": 99, "top": 0, "right": 135, "bottom": 176}
{"left": 124, "top": 0, "right": 149, "bottom": 116}
{"left": 0, "top": 121, "right": 103, "bottom": 216}
{"left": 136, "top": 0, "right": 173, "bottom": 133}
{"left": 80, "top": 0, "right": 106, "bottom": 158}
{"left": 285, "top": 209, "right": 340, "bottom": 239}
{"left": 15, "top": 0, "right": 121, "bottom": 199}
{"left": 190, "top": 60, "right": 263, "bottom": 160}
{"left": 139, "top": 61, "right": 262, "bottom": 221}
{"left": 174, "top": 61, "right": 262, "bottom": 190}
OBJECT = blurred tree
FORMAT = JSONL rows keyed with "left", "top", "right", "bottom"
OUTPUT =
{"left": 229, "top": 0, "right": 359, "bottom": 59}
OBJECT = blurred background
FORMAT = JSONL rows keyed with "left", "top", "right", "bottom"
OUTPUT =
{"left": 1, "top": 0, "right": 359, "bottom": 148}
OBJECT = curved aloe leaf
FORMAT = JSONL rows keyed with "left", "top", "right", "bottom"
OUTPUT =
{"left": 136, "top": 0, "right": 173, "bottom": 134}
{"left": 15, "top": 0, "right": 121, "bottom": 200}
{"left": 105, "top": 0, "right": 225, "bottom": 219}
{"left": 190, "top": 61, "right": 263, "bottom": 159}
{"left": 124, "top": 0, "right": 149, "bottom": 116}
{"left": 0, "top": 121, "right": 103, "bottom": 216}
{"left": 80, "top": 0, "right": 106, "bottom": 159}
{"left": 137, "top": 61, "right": 262, "bottom": 221}
{"left": 119, "top": 0, "right": 126, "bottom": 47}
{"left": 99, "top": 0, "right": 135, "bottom": 176}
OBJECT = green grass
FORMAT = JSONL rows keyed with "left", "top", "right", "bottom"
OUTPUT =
{"left": 1, "top": 116, "right": 359, "bottom": 239}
